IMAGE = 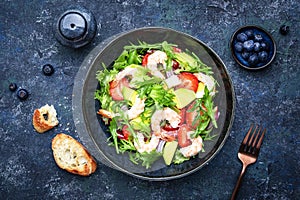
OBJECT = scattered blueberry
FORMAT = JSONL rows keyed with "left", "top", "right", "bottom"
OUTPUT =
{"left": 280, "top": 25, "right": 289, "bottom": 35}
{"left": 254, "top": 34, "right": 263, "bottom": 42}
{"left": 42, "top": 64, "right": 55, "bottom": 76}
{"left": 253, "top": 42, "right": 261, "bottom": 52}
{"left": 236, "top": 32, "right": 248, "bottom": 42}
{"left": 243, "top": 40, "right": 254, "bottom": 51}
{"left": 248, "top": 53, "right": 259, "bottom": 66}
{"left": 17, "top": 88, "right": 29, "bottom": 100}
{"left": 9, "top": 83, "right": 17, "bottom": 92}
{"left": 234, "top": 42, "right": 243, "bottom": 52}
{"left": 258, "top": 51, "right": 268, "bottom": 62}
{"left": 244, "top": 30, "right": 254, "bottom": 39}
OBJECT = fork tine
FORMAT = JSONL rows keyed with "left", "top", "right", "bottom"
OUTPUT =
{"left": 248, "top": 125, "right": 258, "bottom": 147}
{"left": 255, "top": 127, "right": 266, "bottom": 149}
{"left": 251, "top": 125, "right": 261, "bottom": 148}
{"left": 242, "top": 124, "right": 254, "bottom": 145}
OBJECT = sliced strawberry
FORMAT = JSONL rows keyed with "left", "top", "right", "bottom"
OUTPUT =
{"left": 116, "top": 129, "right": 125, "bottom": 140}
{"left": 177, "top": 72, "right": 198, "bottom": 92}
{"left": 186, "top": 102, "right": 208, "bottom": 129}
{"left": 177, "top": 124, "right": 192, "bottom": 148}
{"left": 186, "top": 102, "right": 200, "bottom": 129}
{"left": 142, "top": 53, "right": 150, "bottom": 66}
{"left": 116, "top": 125, "right": 131, "bottom": 140}
{"left": 179, "top": 107, "right": 186, "bottom": 125}
{"left": 162, "top": 123, "right": 179, "bottom": 131}
{"left": 122, "top": 125, "right": 131, "bottom": 140}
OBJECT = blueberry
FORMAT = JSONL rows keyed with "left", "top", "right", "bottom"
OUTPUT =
{"left": 280, "top": 25, "right": 289, "bottom": 35}
{"left": 248, "top": 53, "right": 259, "bottom": 66}
{"left": 253, "top": 42, "right": 261, "bottom": 52}
{"left": 17, "top": 88, "right": 29, "bottom": 100}
{"left": 236, "top": 32, "right": 248, "bottom": 42}
{"left": 234, "top": 42, "right": 243, "bottom": 52}
{"left": 245, "top": 30, "right": 254, "bottom": 39}
{"left": 9, "top": 83, "right": 17, "bottom": 92}
{"left": 260, "top": 42, "right": 269, "bottom": 51}
{"left": 258, "top": 51, "right": 268, "bottom": 62}
{"left": 254, "top": 34, "right": 263, "bottom": 42}
{"left": 241, "top": 51, "right": 250, "bottom": 60}
{"left": 243, "top": 40, "right": 254, "bottom": 52}
{"left": 42, "top": 64, "right": 55, "bottom": 76}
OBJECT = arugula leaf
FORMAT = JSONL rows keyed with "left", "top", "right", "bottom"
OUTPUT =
{"left": 108, "top": 118, "right": 120, "bottom": 153}
{"left": 174, "top": 50, "right": 212, "bottom": 74}
{"left": 129, "top": 150, "right": 162, "bottom": 169}
{"left": 128, "top": 49, "right": 142, "bottom": 65}
{"left": 118, "top": 139, "right": 136, "bottom": 152}
{"left": 191, "top": 87, "right": 218, "bottom": 139}
{"left": 173, "top": 150, "right": 190, "bottom": 164}
{"left": 124, "top": 40, "right": 177, "bottom": 51}
{"left": 113, "top": 50, "right": 129, "bottom": 70}
{"left": 95, "top": 64, "right": 118, "bottom": 110}
{"left": 148, "top": 84, "right": 176, "bottom": 108}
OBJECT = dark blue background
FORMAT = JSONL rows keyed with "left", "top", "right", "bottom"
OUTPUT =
{"left": 0, "top": 0, "right": 299, "bottom": 199}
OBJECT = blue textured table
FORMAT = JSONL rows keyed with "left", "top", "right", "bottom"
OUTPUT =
{"left": 0, "top": 0, "right": 299, "bottom": 199}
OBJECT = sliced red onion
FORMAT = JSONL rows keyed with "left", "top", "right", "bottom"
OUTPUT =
{"left": 156, "top": 140, "right": 166, "bottom": 153}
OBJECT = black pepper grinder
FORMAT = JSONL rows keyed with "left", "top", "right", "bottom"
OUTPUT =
{"left": 55, "top": 6, "right": 97, "bottom": 48}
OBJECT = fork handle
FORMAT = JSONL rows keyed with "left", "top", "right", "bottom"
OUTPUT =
{"left": 231, "top": 163, "right": 248, "bottom": 200}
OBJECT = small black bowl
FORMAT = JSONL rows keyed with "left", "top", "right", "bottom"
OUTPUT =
{"left": 230, "top": 25, "right": 276, "bottom": 70}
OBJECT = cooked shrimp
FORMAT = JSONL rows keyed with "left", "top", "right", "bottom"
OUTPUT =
{"left": 127, "top": 96, "right": 145, "bottom": 119}
{"left": 151, "top": 107, "right": 181, "bottom": 137}
{"left": 160, "top": 129, "right": 177, "bottom": 142}
{"left": 97, "top": 97, "right": 145, "bottom": 120}
{"left": 134, "top": 132, "right": 160, "bottom": 153}
{"left": 146, "top": 50, "right": 167, "bottom": 79}
{"left": 115, "top": 67, "right": 138, "bottom": 82}
{"left": 179, "top": 131, "right": 203, "bottom": 157}
{"left": 97, "top": 109, "right": 115, "bottom": 118}
{"left": 194, "top": 72, "right": 215, "bottom": 95}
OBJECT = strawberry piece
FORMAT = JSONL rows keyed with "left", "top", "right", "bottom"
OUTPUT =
{"left": 177, "top": 72, "right": 198, "bottom": 92}
{"left": 142, "top": 53, "right": 150, "bottom": 66}
{"left": 186, "top": 102, "right": 201, "bottom": 129}
{"left": 177, "top": 124, "right": 192, "bottom": 148}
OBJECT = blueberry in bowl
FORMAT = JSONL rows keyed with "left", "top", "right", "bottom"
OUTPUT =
{"left": 230, "top": 25, "right": 276, "bottom": 70}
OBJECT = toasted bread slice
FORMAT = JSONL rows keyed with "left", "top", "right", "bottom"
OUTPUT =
{"left": 52, "top": 133, "right": 97, "bottom": 176}
{"left": 33, "top": 104, "right": 59, "bottom": 133}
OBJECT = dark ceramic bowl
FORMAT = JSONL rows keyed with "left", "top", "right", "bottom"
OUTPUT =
{"left": 230, "top": 25, "right": 276, "bottom": 70}
{"left": 72, "top": 27, "right": 235, "bottom": 181}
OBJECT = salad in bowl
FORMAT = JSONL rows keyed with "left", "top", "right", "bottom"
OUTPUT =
{"left": 95, "top": 41, "right": 219, "bottom": 169}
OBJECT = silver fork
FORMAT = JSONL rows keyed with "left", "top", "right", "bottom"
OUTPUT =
{"left": 231, "top": 124, "right": 266, "bottom": 200}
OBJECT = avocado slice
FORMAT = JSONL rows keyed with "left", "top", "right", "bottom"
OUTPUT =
{"left": 122, "top": 86, "right": 137, "bottom": 105}
{"left": 163, "top": 141, "right": 178, "bottom": 165}
{"left": 174, "top": 88, "right": 196, "bottom": 109}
